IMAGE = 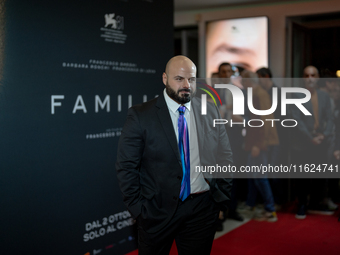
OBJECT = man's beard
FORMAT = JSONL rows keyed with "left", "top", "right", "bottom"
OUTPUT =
{"left": 165, "top": 82, "right": 195, "bottom": 104}
{"left": 304, "top": 78, "right": 317, "bottom": 89}
{"left": 304, "top": 81, "right": 317, "bottom": 91}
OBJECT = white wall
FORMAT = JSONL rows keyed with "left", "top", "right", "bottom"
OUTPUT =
{"left": 175, "top": 0, "right": 340, "bottom": 77}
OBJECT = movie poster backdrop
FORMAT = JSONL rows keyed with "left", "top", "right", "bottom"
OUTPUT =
{"left": 0, "top": 0, "right": 173, "bottom": 254}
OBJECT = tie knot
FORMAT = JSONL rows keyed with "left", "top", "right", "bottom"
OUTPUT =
{"left": 178, "top": 106, "right": 186, "bottom": 115}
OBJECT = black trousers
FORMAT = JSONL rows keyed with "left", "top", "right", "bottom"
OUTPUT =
{"left": 137, "top": 191, "right": 220, "bottom": 255}
{"left": 292, "top": 143, "right": 328, "bottom": 206}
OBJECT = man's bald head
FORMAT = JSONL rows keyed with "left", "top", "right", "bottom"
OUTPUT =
{"left": 303, "top": 65, "right": 319, "bottom": 90}
{"left": 165, "top": 56, "right": 196, "bottom": 76}
{"left": 163, "top": 56, "right": 197, "bottom": 104}
{"left": 303, "top": 66, "right": 319, "bottom": 78}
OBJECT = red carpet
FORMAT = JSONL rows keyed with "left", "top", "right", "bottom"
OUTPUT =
{"left": 126, "top": 212, "right": 340, "bottom": 255}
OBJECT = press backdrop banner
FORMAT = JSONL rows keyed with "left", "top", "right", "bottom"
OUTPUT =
{"left": 0, "top": 0, "right": 173, "bottom": 254}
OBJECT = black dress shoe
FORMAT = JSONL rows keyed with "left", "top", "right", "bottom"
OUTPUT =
{"left": 216, "top": 219, "right": 224, "bottom": 232}
{"left": 228, "top": 210, "right": 244, "bottom": 221}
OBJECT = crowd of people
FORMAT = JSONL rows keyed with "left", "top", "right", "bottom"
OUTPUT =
{"left": 210, "top": 63, "right": 340, "bottom": 230}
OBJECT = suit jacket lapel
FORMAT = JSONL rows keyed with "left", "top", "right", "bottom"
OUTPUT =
{"left": 156, "top": 93, "right": 182, "bottom": 167}
{"left": 192, "top": 97, "right": 205, "bottom": 148}
{"left": 192, "top": 97, "right": 213, "bottom": 183}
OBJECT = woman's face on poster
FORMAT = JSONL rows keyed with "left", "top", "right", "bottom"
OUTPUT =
{"left": 206, "top": 17, "right": 268, "bottom": 77}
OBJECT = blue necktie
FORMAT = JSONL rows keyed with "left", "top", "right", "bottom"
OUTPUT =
{"left": 178, "top": 106, "right": 190, "bottom": 201}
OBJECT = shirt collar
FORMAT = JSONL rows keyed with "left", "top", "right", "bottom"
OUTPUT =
{"left": 163, "top": 88, "right": 191, "bottom": 114}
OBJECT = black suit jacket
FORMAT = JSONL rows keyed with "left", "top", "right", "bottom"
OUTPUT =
{"left": 116, "top": 92, "right": 233, "bottom": 233}
{"left": 290, "top": 89, "right": 333, "bottom": 150}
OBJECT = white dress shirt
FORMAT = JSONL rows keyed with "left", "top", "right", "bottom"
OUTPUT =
{"left": 163, "top": 89, "right": 209, "bottom": 194}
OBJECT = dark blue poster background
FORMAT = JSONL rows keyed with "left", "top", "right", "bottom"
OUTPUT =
{"left": 0, "top": 0, "right": 173, "bottom": 254}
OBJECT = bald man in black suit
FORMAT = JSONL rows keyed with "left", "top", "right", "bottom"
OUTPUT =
{"left": 116, "top": 56, "right": 233, "bottom": 255}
